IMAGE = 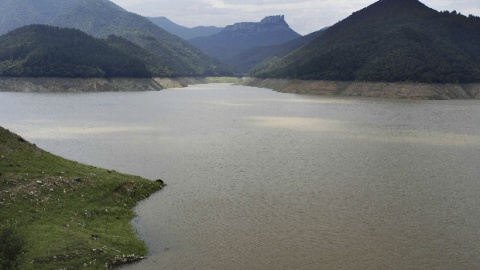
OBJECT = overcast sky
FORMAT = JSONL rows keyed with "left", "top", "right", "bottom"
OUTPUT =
{"left": 109, "top": 0, "right": 480, "bottom": 35}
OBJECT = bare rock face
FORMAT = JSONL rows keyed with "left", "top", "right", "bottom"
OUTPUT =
{"left": 223, "top": 15, "right": 290, "bottom": 33}
{"left": 260, "top": 15, "right": 285, "bottom": 24}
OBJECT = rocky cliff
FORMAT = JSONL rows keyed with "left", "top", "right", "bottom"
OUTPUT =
{"left": 223, "top": 15, "right": 290, "bottom": 32}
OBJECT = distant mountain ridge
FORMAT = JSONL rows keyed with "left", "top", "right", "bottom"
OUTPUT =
{"left": 0, "top": 0, "right": 232, "bottom": 77}
{"left": 230, "top": 27, "right": 328, "bottom": 74}
{"left": 148, "top": 17, "right": 223, "bottom": 40}
{"left": 0, "top": 0, "right": 78, "bottom": 35}
{"left": 189, "top": 15, "right": 301, "bottom": 69}
{"left": 253, "top": 0, "right": 480, "bottom": 83}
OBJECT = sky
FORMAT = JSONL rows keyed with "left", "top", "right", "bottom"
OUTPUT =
{"left": 109, "top": 0, "right": 480, "bottom": 35}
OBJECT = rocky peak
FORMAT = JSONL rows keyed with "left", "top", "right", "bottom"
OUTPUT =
{"left": 260, "top": 15, "right": 285, "bottom": 24}
{"left": 223, "top": 15, "right": 291, "bottom": 33}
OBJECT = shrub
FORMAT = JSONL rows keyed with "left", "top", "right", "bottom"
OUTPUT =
{"left": 0, "top": 225, "right": 26, "bottom": 270}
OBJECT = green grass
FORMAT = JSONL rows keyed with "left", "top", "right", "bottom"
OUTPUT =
{"left": 0, "top": 126, "right": 164, "bottom": 269}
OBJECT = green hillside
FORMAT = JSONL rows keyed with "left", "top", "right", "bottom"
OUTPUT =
{"left": 253, "top": 0, "right": 480, "bottom": 83}
{"left": 105, "top": 35, "right": 174, "bottom": 77}
{"left": 0, "top": 25, "right": 155, "bottom": 78}
{"left": 0, "top": 125, "right": 164, "bottom": 269}
{"left": 0, "top": 0, "right": 78, "bottom": 35}
{"left": 49, "top": 0, "right": 232, "bottom": 76}
{"left": 0, "top": 0, "right": 232, "bottom": 77}
{"left": 229, "top": 28, "right": 326, "bottom": 74}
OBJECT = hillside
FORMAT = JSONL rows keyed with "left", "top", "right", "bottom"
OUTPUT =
{"left": 189, "top": 15, "right": 301, "bottom": 66}
{"left": 230, "top": 28, "right": 327, "bottom": 74}
{"left": 105, "top": 35, "right": 174, "bottom": 77}
{"left": 0, "top": 125, "right": 164, "bottom": 269}
{"left": 253, "top": 0, "right": 480, "bottom": 83}
{"left": 0, "top": 0, "right": 78, "bottom": 35}
{"left": 148, "top": 17, "right": 223, "bottom": 40}
{"left": 0, "top": 25, "right": 154, "bottom": 78}
{"left": 0, "top": 0, "right": 232, "bottom": 77}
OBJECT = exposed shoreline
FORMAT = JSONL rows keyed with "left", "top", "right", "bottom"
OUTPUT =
{"left": 2, "top": 76, "right": 480, "bottom": 100}
{"left": 239, "top": 78, "right": 480, "bottom": 100}
{"left": 0, "top": 77, "right": 206, "bottom": 92}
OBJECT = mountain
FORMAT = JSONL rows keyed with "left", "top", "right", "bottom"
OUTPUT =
{"left": 228, "top": 28, "right": 328, "bottom": 74}
{"left": 0, "top": 25, "right": 155, "bottom": 78}
{"left": 105, "top": 35, "right": 174, "bottom": 77}
{"left": 253, "top": 0, "right": 480, "bottom": 83}
{"left": 189, "top": 15, "right": 301, "bottom": 65}
{"left": 148, "top": 17, "right": 223, "bottom": 40}
{"left": 0, "top": 0, "right": 232, "bottom": 77}
{"left": 0, "top": 0, "right": 78, "bottom": 35}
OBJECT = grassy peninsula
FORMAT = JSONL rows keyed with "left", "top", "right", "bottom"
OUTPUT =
{"left": 0, "top": 126, "right": 164, "bottom": 269}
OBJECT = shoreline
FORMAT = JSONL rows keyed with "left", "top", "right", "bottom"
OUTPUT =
{"left": 0, "top": 126, "right": 165, "bottom": 269}
{"left": 0, "top": 77, "right": 207, "bottom": 92}
{"left": 239, "top": 78, "right": 480, "bottom": 100}
{"left": 1, "top": 76, "right": 480, "bottom": 100}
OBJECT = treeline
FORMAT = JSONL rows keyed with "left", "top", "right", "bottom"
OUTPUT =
{"left": 0, "top": 25, "right": 170, "bottom": 78}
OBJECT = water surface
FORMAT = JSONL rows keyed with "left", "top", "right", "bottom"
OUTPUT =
{"left": 1, "top": 84, "right": 480, "bottom": 269}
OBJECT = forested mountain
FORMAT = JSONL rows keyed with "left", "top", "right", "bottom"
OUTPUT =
{"left": 0, "top": 0, "right": 78, "bottom": 35}
{"left": 229, "top": 28, "right": 327, "bottom": 74}
{"left": 0, "top": 25, "right": 153, "bottom": 78}
{"left": 189, "top": 16, "right": 301, "bottom": 65}
{"left": 105, "top": 35, "right": 174, "bottom": 77}
{"left": 253, "top": 0, "right": 480, "bottom": 83}
{"left": 148, "top": 17, "right": 223, "bottom": 40}
{"left": 0, "top": 0, "right": 232, "bottom": 77}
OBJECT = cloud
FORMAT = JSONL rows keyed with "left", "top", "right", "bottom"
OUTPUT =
{"left": 109, "top": 0, "right": 480, "bottom": 35}
{"left": 202, "top": 0, "right": 319, "bottom": 11}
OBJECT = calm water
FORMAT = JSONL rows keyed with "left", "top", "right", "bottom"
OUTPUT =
{"left": 1, "top": 84, "right": 480, "bottom": 269}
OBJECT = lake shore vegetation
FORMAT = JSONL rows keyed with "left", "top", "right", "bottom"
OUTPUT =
{"left": 0, "top": 126, "right": 165, "bottom": 269}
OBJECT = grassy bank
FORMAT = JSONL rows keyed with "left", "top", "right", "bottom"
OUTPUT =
{"left": 0, "top": 126, "right": 164, "bottom": 269}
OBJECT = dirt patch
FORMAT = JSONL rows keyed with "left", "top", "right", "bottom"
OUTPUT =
{"left": 2, "top": 176, "right": 86, "bottom": 201}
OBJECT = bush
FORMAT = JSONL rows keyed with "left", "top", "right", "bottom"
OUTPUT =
{"left": 0, "top": 225, "right": 26, "bottom": 270}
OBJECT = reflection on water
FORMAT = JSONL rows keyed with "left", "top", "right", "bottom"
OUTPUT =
{"left": 248, "top": 116, "right": 345, "bottom": 131}
{"left": 355, "top": 130, "right": 480, "bottom": 146}
{"left": 1, "top": 84, "right": 480, "bottom": 269}
{"left": 12, "top": 121, "right": 159, "bottom": 139}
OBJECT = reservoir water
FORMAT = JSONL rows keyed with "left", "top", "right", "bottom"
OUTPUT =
{"left": 1, "top": 84, "right": 480, "bottom": 269}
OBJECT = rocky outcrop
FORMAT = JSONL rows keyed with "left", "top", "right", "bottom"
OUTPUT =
{"left": 261, "top": 15, "right": 285, "bottom": 24}
{"left": 0, "top": 77, "right": 207, "bottom": 92}
{"left": 223, "top": 15, "right": 290, "bottom": 33}
{"left": 222, "top": 15, "right": 290, "bottom": 33}
{"left": 106, "top": 254, "right": 146, "bottom": 269}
